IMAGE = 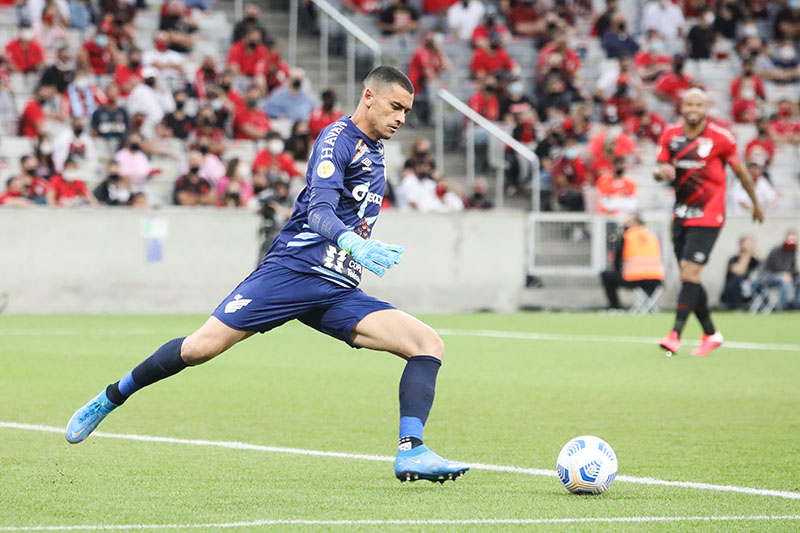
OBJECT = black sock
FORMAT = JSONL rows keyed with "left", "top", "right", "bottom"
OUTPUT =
{"left": 694, "top": 285, "right": 716, "bottom": 335}
{"left": 105, "top": 382, "right": 126, "bottom": 405}
{"left": 673, "top": 282, "right": 702, "bottom": 336}
{"left": 106, "top": 337, "right": 188, "bottom": 405}
{"left": 398, "top": 436, "right": 424, "bottom": 449}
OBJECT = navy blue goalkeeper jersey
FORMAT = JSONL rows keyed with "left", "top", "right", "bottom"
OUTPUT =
{"left": 263, "top": 117, "right": 386, "bottom": 288}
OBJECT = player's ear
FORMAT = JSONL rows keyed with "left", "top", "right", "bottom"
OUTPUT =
{"left": 363, "top": 87, "right": 374, "bottom": 107}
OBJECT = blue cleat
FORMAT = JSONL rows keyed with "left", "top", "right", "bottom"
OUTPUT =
{"left": 65, "top": 389, "right": 119, "bottom": 444}
{"left": 394, "top": 444, "right": 470, "bottom": 484}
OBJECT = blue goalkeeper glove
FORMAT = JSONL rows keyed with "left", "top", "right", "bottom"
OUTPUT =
{"left": 337, "top": 231, "right": 404, "bottom": 277}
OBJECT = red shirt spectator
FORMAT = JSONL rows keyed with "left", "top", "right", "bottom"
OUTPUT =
{"left": 4, "top": 36, "right": 46, "bottom": 73}
{"left": 507, "top": 1, "right": 542, "bottom": 36}
{"left": 653, "top": 69, "right": 692, "bottom": 103}
{"left": 537, "top": 41, "right": 581, "bottom": 81}
{"left": 730, "top": 73, "right": 765, "bottom": 124}
{"left": 227, "top": 38, "right": 268, "bottom": 77}
{"left": 344, "top": 0, "right": 382, "bottom": 14}
{"left": 408, "top": 36, "right": 449, "bottom": 93}
{"left": 309, "top": 107, "right": 345, "bottom": 140}
{"left": 423, "top": 0, "right": 457, "bottom": 13}
{"left": 470, "top": 46, "right": 517, "bottom": 79}
{"left": 588, "top": 130, "right": 637, "bottom": 180}
{"left": 233, "top": 103, "right": 271, "bottom": 140}
{"left": 468, "top": 87, "right": 499, "bottom": 121}
{"left": 253, "top": 149, "right": 302, "bottom": 178}
{"left": 81, "top": 38, "right": 115, "bottom": 74}
{"left": 114, "top": 61, "right": 143, "bottom": 97}
{"left": 633, "top": 49, "right": 671, "bottom": 79}
{"left": 49, "top": 174, "right": 92, "bottom": 206}
{"left": 471, "top": 23, "right": 509, "bottom": 48}
{"left": 18, "top": 95, "right": 47, "bottom": 138}
{"left": 552, "top": 151, "right": 588, "bottom": 201}
{"left": 745, "top": 137, "right": 775, "bottom": 168}
{"left": 623, "top": 110, "right": 666, "bottom": 143}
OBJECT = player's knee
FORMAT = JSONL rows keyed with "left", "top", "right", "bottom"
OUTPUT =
{"left": 411, "top": 328, "right": 445, "bottom": 360}
{"left": 180, "top": 334, "right": 225, "bottom": 365}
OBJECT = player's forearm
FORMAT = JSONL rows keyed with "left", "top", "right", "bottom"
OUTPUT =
{"left": 733, "top": 166, "right": 760, "bottom": 208}
{"left": 307, "top": 188, "right": 348, "bottom": 243}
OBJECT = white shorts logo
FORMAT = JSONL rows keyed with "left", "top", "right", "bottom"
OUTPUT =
{"left": 316, "top": 160, "right": 335, "bottom": 179}
{"left": 224, "top": 294, "right": 252, "bottom": 313}
{"left": 693, "top": 251, "right": 706, "bottom": 263}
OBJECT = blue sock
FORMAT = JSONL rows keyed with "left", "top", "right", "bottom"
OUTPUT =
{"left": 105, "top": 337, "right": 187, "bottom": 404}
{"left": 398, "top": 355, "right": 441, "bottom": 448}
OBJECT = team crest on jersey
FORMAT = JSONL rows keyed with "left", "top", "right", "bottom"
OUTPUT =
{"left": 697, "top": 138, "right": 713, "bottom": 158}
{"left": 316, "top": 160, "right": 335, "bottom": 179}
{"left": 351, "top": 139, "right": 370, "bottom": 163}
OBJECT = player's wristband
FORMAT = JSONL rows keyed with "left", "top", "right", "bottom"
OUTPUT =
{"left": 337, "top": 231, "right": 404, "bottom": 277}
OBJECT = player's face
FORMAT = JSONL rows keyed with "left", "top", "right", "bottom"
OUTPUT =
{"left": 681, "top": 94, "right": 707, "bottom": 127}
{"left": 367, "top": 84, "right": 414, "bottom": 140}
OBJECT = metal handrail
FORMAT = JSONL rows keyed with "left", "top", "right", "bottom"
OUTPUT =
{"left": 288, "top": 0, "right": 382, "bottom": 110}
{"left": 435, "top": 88, "right": 541, "bottom": 210}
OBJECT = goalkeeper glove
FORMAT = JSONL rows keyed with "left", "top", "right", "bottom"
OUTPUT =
{"left": 337, "top": 231, "right": 404, "bottom": 277}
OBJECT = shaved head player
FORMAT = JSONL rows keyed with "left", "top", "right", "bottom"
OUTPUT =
{"left": 66, "top": 66, "right": 469, "bottom": 483}
{"left": 655, "top": 88, "right": 764, "bottom": 356}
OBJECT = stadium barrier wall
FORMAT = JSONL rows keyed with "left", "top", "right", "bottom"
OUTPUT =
{"left": 0, "top": 208, "right": 527, "bottom": 314}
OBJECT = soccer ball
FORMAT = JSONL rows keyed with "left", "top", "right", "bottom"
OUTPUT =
{"left": 556, "top": 435, "right": 618, "bottom": 495}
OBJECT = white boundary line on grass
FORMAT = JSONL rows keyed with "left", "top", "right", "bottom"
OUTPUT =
{"left": 2, "top": 515, "right": 800, "bottom": 531}
{"left": 3, "top": 422, "right": 800, "bottom": 501}
{"left": 437, "top": 329, "right": 800, "bottom": 352}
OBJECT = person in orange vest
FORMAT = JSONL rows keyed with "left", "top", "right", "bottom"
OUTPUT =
{"left": 600, "top": 213, "right": 664, "bottom": 309}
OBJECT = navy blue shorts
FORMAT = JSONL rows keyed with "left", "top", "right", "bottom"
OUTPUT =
{"left": 212, "top": 262, "right": 395, "bottom": 346}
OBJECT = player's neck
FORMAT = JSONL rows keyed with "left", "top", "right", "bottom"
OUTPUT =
{"left": 683, "top": 119, "right": 706, "bottom": 139}
{"left": 351, "top": 105, "right": 380, "bottom": 142}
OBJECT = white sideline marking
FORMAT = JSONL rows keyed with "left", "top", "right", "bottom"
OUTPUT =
{"left": 437, "top": 328, "right": 800, "bottom": 353}
{"left": 3, "top": 422, "right": 800, "bottom": 501}
{"left": 2, "top": 516, "right": 800, "bottom": 531}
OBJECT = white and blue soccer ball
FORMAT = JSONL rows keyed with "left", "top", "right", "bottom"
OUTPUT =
{"left": 556, "top": 435, "right": 618, "bottom": 495}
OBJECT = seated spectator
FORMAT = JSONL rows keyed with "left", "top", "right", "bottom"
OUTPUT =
{"left": 592, "top": 0, "right": 618, "bottom": 40}
{"left": 587, "top": 129, "right": 639, "bottom": 181}
{"left": 264, "top": 69, "right": 316, "bottom": 122}
{"left": 234, "top": 86, "right": 271, "bottom": 140}
{"left": 600, "top": 213, "right": 663, "bottom": 309}
{"left": 634, "top": 30, "right": 671, "bottom": 82}
{"left": 217, "top": 158, "right": 254, "bottom": 207}
{"left": 642, "top": 0, "right": 685, "bottom": 53}
{"left": 19, "top": 155, "right": 54, "bottom": 205}
{"left": 595, "top": 156, "right": 638, "bottom": 214}
{"left": 49, "top": 158, "right": 99, "bottom": 207}
{"left": 728, "top": 161, "right": 778, "bottom": 216}
{"left": 309, "top": 89, "right": 344, "bottom": 140}
{"left": 161, "top": 89, "right": 194, "bottom": 140}
{"left": 34, "top": 134, "right": 56, "bottom": 178}
{"left": 407, "top": 137, "right": 434, "bottom": 167}
{"left": 128, "top": 67, "right": 176, "bottom": 127}
{"left": 447, "top": 0, "right": 485, "bottom": 41}
{"left": 93, "top": 162, "right": 133, "bottom": 206}
{"left": 91, "top": 83, "right": 129, "bottom": 144}
{"left": 395, "top": 159, "right": 443, "bottom": 212}
{"left": 193, "top": 56, "right": 219, "bottom": 101}
{"left": 18, "top": 84, "right": 57, "bottom": 138}
{"left": 730, "top": 57, "right": 765, "bottom": 124}
{"left": 53, "top": 116, "right": 97, "bottom": 172}
{"left": 61, "top": 69, "right": 107, "bottom": 120}
{"left": 4, "top": 28, "right": 46, "bottom": 73}
{"left": 653, "top": 54, "right": 692, "bottom": 104}
{"left": 468, "top": 76, "right": 500, "bottom": 121}
{"left": 378, "top": 0, "right": 421, "bottom": 37}
{"left": 537, "top": 29, "right": 581, "bottom": 83}
{"left": 113, "top": 133, "right": 152, "bottom": 187}
{"left": 601, "top": 73, "right": 636, "bottom": 125}
{"left": 464, "top": 177, "right": 493, "bottom": 209}
{"left": 755, "top": 229, "right": 799, "bottom": 311}
{"left": 773, "top": 1, "right": 800, "bottom": 41}
{"left": 535, "top": 72, "right": 580, "bottom": 122}
{"left": 114, "top": 49, "right": 143, "bottom": 98}
{"left": 764, "top": 39, "right": 800, "bottom": 85}
{"left": 408, "top": 31, "right": 451, "bottom": 125}
{"left": 197, "top": 138, "right": 226, "bottom": 185}
{"left": 745, "top": 118, "right": 775, "bottom": 169}
{"left": 143, "top": 32, "right": 185, "bottom": 83}
{"left": 343, "top": 0, "right": 382, "bottom": 14}
{"left": 192, "top": 104, "right": 227, "bottom": 154}
{"left": 264, "top": 41, "right": 291, "bottom": 93}
{"left": 622, "top": 99, "right": 663, "bottom": 143}
{"left": 218, "top": 69, "right": 245, "bottom": 109}
{"left": 551, "top": 141, "right": 586, "bottom": 211}
{"left": 0, "top": 176, "right": 35, "bottom": 207}
{"left": 40, "top": 45, "right": 75, "bottom": 94}
{"left": 79, "top": 32, "right": 118, "bottom": 75}
{"left": 284, "top": 120, "right": 312, "bottom": 162}
{"left": 721, "top": 234, "right": 760, "bottom": 310}
{"left": 686, "top": 9, "right": 716, "bottom": 60}
{"left": 602, "top": 13, "right": 639, "bottom": 59}
{"left": 596, "top": 55, "right": 642, "bottom": 101}
{"left": 471, "top": 32, "right": 519, "bottom": 82}
{"left": 226, "top": 29, "right": 268, "bottom": 83}
{"left": 471, "top": 9, "right": 509, "bottom": 49}
{"left": 499, "top": 76, "right": 533, "bottom": 122}
{"left": 769, "top": 100, "right": 800, "bottom": 144}
{"left": 159, "top": 0, "right": 197, "bottom": 53}
{"left": 232, "top": 3, "right": 270, "bottom": 44}
{"left": 34, "top": 4, "right": 68, "bottom": 49}
{"left": 68, "top": 0, "right": 96, "bottom": 31}
{"left": 253, "top": 131, "right": 302, "bottom": 178}
{"left": 174, "top": 152, "right": 216, "bottom": 206}
{"left": 503, "top": 0, "right": 544, "bottom": 38}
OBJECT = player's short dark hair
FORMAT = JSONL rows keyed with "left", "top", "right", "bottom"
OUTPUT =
{"left": 363, "top": 65, "right": 414, "bottom": 95}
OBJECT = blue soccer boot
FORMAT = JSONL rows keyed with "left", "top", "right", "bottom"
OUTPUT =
{"left": 65, "top": 389, "right": 119, "bottom": 443}
{"left": 394, "top": 444, "right": 470, "bottom": 483}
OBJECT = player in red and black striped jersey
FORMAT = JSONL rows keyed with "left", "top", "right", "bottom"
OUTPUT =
{"left": 654, "top": 88, "right": 764, "bottom": 356}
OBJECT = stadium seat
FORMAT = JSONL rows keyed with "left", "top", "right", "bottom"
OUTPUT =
{"left": 628, "top": 284, "right": 663, "bottom": 314}
{"left": 748, "top": 284, "right": 781, "bottom": 314}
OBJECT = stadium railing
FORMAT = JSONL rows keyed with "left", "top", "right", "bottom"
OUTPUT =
{"left": 435, "top": 88, "right": 541, "bottom": 210}
{"left": 287, "top": 0, "right": 382, "bottom": 112}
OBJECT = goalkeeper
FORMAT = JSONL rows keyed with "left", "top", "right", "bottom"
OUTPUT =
{"left": 65, "top": 66, "right": 469, "bottom": 484}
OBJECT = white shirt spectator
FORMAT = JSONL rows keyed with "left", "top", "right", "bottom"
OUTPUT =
{"left": 447, "top": 0, "right": 485, "bottom": 41}
{"left": 27, "top": 0, "right": 70, "bottom": 25}
{"left": 396, "top": 171, "right": 440, "bottom": 212}
{"left": 642, "top": 0, "right": 685, "bottom": 52}
{"left": 127, "top": 82, "right": 175, "bottom": 125}
{"left": 142, "top": 48, "right": 185, "bottom": 83}
{"left": 729, "top": 177, "right": 777, "bottom": 215}
{"left": 52, "top": 128, "right": 97, "bottom": 173}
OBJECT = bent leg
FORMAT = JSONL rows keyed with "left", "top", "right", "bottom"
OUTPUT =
{"left": 600, "top": 270, "right": 624, "bottom": 309}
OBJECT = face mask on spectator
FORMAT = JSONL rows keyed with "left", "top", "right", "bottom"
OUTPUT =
{"left": 703, "top": 12, "right": 714, "bottom": 25}
{"left": 73, "top": 126, "right": 84, "bottom": 136}
{"left": 95, "top": 34, "right": 109, "bottom": 48}
{"left": 741, "top": 23, "right": 758, "bottom": 38}
{"left": 267, "top": 139, "right": 284, "bottom": 154}
{"left": 175, "top": 99, "right": 186, "bottom": 110}
{"left": 509, "top": 81, "right": 523, "bottom": 95}
{"left": 108, "top": 173, "right": 121, "bottom": 182}
{"left": 246, "top": 98, "right": 258, "bottom": 108}
{"left": 564, "top": 147, "right": 579, "bottom": 159}
{"left": 739, "top": 87, "right": 756, "bottom": 100}
{"left": 155, "top": 39, "right": 168, "bottom": 52}
{"left": 39, "top": 141, "right": 53, "bottom": 154}
{"left": 220, "top": 82, "right": 231, "bottom": 91}
{"left": 189, "top": 166, "right": 200, "bottom": 174}
{"left": 130, "top": 142, "right": 142, "bottom": 151}
{"left": 74, "top": 77, "right": 89, "bottom": 90}
{"left": 64, "top": 170, "right": 81, "bottom": 181}
{"left": 145, "top": 78, "right": 156, "bottom": 88}
{"left": 649, "top": 39, "right": 665, "bottom": 54}
{"left": 784, "top": 239, "right": 797, "bottom": 253}
{"left": 291, "top": 79, "right": 302, "bottom": 90}
{"left": 198, "top": 145, "right": 210, "bottom": 155}
{"left": 779, "top": 46, "right": 796, "bottom": 62}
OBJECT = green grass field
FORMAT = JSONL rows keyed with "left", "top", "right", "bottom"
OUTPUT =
{"left": 1, "top": 312, "right": 799, "bottom": 531}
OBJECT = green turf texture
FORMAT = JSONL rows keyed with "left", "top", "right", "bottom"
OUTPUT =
{"left": 1, "top": 312, "right": 799, "bottom": 531}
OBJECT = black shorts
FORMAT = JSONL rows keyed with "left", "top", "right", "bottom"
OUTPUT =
{"left": 671, "top": 222, "right": 720, "bottom": 266}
